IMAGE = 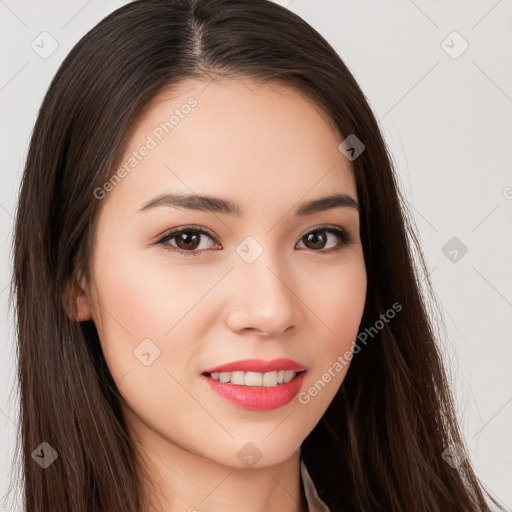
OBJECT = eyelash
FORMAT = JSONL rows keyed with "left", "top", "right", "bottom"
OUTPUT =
{"left": 156, "top": 224, "right": 355, "bottom": 258}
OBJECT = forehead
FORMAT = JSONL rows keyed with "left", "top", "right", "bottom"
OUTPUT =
{"left": 107, "top": 78, "right": 357, "bottom": 215}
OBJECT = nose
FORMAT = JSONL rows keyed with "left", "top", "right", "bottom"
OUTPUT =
{"left": 224, "top": 251, "right": 302, "bottom": 337}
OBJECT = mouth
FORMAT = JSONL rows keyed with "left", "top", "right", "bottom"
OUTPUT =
{"left": 200, "top": 369, "right": 308, "bottom": 411}
{"left": 201, "top": 369, "right": 307, "bottom": 387}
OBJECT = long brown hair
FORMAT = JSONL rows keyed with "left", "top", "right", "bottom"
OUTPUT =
{"left": 8, "top": 0, "right": 506, "bottom": 510}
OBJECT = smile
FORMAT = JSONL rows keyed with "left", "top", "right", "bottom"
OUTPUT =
{"left": 201, "top": 370, "right": 307, "bottom": 410}
{"left": 205, "top": 369, "right": 301, "bottom": 387}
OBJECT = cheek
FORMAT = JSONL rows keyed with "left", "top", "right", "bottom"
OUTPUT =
{"left": 297, "top": 258, "right": 366, "bottom": 408}
{"left": 90, "top": 243, "right": 225, "bottom": 382}
{"left": 94, "top": 246, "right": 209, "bottom": 335}
{"left": 325, "top": 273, "right": 366, "bottom": 349}
{"left": 306, "top": 255, "right": 367, "bottom": 350}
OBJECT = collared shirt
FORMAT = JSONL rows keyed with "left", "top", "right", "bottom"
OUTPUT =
{"left": 300, "top": 455, "right": 331, "bottom": 512}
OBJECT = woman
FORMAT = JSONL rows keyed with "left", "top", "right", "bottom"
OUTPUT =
{"left": 9, "top": 0, "right": 505, "bottom": 510}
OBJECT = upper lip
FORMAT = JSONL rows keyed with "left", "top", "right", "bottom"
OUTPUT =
{"left": 202, "top": 358, "right": 307, "bottom": 374}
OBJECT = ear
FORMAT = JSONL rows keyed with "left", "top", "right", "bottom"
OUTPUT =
{"left": 63, "top": 275, "right": 93, "bottom": 322}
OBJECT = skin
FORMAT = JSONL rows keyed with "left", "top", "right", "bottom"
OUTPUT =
{"left": 74, "top": 78, "right": 367, "bottom": 512}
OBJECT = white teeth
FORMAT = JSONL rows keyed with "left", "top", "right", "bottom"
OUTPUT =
{"left": 208, "top": 370, "right": 300, "bottom": 386}
{"left": 245, "top": 371, "right": 263, "bottom": 386}
{"left": 219, "top": 372, "right": 230, "bottom": 383}
{"left": 262, "top": 372, "right": 277, "bottom": 387}
{"left": 283, "top": 370, "right": 296, "bottom": 383}
{"left": 231, "top": 371, "right": 245, "bottom": 385}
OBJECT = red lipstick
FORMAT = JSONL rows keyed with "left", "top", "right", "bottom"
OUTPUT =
{"left": 201, "top": 358, "right": 308, "bottom": 411}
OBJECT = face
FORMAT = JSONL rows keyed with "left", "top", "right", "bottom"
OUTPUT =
{"left": 76, "top": 78, "right": 367, "bottom": 470}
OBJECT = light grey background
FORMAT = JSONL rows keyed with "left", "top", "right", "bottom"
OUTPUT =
{"left": 1, "top": 0, "right": 511, "bottom": 510}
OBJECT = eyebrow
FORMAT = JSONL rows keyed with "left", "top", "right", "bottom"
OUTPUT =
{"left": 138, "top": 192, "right": 360, "bottom": 216}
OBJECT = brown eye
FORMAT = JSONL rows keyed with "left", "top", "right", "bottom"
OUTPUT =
{"left": 302, "top": 230, "right": 328, "bottom": 250}
{"left": 157, "top": 227, "right": 217, "bottom": 257}
{"left": 157, "top": 225, "right": 354, "bottom": 258}
{"left": 174, "top": 231, "right": 202, "bottom": 250}
{"left": 297, "top": 227, "right": 353, "bottom": 252}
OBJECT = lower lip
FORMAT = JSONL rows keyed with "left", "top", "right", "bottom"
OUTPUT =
{"left": 201, "top": 371, "right": 307, "bottom": 411}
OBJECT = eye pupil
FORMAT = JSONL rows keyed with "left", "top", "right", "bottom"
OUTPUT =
{"left": 176, "top": 231, "right": 200, "bottom": 250}
{"left": 304, "top": 231, "right": 327, "bottom": 250}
